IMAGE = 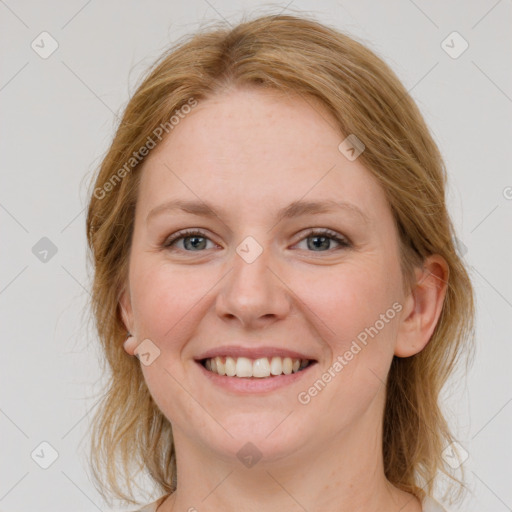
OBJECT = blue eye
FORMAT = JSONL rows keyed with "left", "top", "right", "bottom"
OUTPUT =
{"left": 163, "top": 228, "right": 351, "bottom": 253}
{"left": 296, "top": 229, "right": 351, "bottom": 251}
{"left": 163, "top": 230, "right": 214, "bottom": 251}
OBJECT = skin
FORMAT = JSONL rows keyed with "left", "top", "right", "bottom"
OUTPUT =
{"left": 120, "top": 86, "right": 448, "bottom": 512}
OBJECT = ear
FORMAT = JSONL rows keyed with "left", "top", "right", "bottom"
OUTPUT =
{"left": 394, "top": 254, "right": 449, "bottom": 357}
{"left": 119, "top": 287, "right": 138, "bottom": 356}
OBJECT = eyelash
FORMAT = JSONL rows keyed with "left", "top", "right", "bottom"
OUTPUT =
{"left": 163, "top": 228, "right": 352, "bottom": 253}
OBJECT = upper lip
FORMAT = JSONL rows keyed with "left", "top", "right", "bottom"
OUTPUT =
{"left": 195, "top": 345, "right": 317, "bottom": 361}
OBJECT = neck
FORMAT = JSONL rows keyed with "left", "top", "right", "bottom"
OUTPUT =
{"left": 158, "top": 407, "right": 422, "bottom": 512}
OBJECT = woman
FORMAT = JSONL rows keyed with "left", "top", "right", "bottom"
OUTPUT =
{"left": 86, "top": 13, "right": 475, "bottom": 512}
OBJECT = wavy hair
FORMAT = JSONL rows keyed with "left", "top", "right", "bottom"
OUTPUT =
{"left": 85, "top": 12, "right": 475, "bottom": 507}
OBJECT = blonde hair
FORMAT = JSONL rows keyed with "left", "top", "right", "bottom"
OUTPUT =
{"left": 86, "top": 12, "right": 475, "bottom": 507}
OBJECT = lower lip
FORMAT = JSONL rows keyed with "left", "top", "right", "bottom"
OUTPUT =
{"left": 195, "top": 361, "right": 317, "bottom": 393}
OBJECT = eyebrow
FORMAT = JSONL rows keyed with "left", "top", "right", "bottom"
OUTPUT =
{"left": 146, "top": 198, "right": 370, "bottom": 226}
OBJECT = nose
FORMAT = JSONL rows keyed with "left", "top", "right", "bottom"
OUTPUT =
{"left": 215, "top": 243, "right": 291, "bottom": 329}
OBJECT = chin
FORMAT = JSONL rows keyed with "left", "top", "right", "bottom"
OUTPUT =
{"left": 199, "top": 413, "right": 312, "bottom": 465}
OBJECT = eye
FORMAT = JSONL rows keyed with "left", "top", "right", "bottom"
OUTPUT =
{"left": 163, "top": 229, "right": 216, "bottom": 251}
{"left": 294, "top": 228, "right": 351, "bottom": 252}
{"left": 163, "top": 228, "right": 351, "bottom": 253}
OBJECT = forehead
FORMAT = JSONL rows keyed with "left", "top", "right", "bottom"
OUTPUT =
{"left": 137, "top": 87, "right": 390, "bottom": 224}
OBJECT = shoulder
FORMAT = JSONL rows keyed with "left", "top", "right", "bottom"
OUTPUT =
{"left": 422, "top": 495, "right": 449, "bottom": 512}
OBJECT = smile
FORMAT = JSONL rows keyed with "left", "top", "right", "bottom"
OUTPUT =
{"left": 201, "top": 356, "right": 313, "bottom": 378}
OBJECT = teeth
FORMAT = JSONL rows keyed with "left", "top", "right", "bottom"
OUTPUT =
{"left": 282, "top": 357, "right": 292, "bottom": 375}
{"left": 235, "top": 357, "right": 253, "bottom": 378}
{"left": 203, "top": 356, "right": 311, "bottom": 378}
{"left": 225, "top": 356, "right": 236, "bottom": 377}
{"left": 252, "top": 357, "right": 271, "bottom": 378}
{"left": 270, "top": 356, "right": 283, "bottom": 376}
{"left": 216, "top": 358, "right": 226, "bottom": 376}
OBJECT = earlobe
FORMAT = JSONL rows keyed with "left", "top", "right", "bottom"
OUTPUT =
{"left": 394, "top": 255, "right": 449, "bottom": 358}
{"left": 123, "top": 333, "right": 138, "bottom": 356}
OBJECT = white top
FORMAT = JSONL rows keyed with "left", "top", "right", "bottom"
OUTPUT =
{"left": 134, "top": 494, "right": 447, "bottom": 511}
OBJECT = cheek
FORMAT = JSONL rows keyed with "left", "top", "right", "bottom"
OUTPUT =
{"left": 297, "top": 265, "right": 399, "bottom": 419}
{"left": 295, "top": 261, "right": 400, "bottom": 349}
{"left": 129, "top": 259, "right": 210, "bottom": 342}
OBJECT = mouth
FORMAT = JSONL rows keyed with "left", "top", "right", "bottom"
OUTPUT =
{"left": 198, "top": 356, "right": 316, "bottom": 378}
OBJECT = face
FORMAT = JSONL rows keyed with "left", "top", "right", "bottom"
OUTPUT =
{"left": 121, "top": 86, "right": 410, "bottom": 465}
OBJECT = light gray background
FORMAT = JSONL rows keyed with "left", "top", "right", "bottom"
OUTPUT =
{"left": 1, "top": 1, "right": 511, "bottom": 511}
